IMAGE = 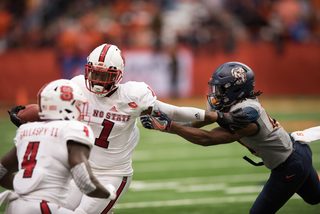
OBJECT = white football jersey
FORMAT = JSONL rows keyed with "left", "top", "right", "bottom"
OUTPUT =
{"left": 71, "top": 75, "right": 157, "bottom": 176}
{"left": 13, "top": 120, "right": 94, "bottom": 206}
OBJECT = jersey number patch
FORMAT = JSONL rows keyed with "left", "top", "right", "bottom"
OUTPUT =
{"left": 21, "top": 142, "right": 40, "bottom": 178}
{"left": 95, "top": 120, "right": 114, "bottom": 149}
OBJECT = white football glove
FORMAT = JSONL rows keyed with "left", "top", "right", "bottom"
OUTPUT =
{"left": 105, "top": 184, "right": 117, "bottom": 200}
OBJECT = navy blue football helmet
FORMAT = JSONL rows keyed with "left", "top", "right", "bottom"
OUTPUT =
{"left": 207, "top": 62, "right": 255, "bottom": 111}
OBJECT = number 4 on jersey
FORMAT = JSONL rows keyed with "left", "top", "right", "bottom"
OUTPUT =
{"left": 21, "top": 142, "right": 40, "bottom": 178}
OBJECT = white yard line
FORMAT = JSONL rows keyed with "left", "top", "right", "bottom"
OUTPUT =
{"left": 116, "top": 195, "right": 301, "bottom": 209}
{"left": 132, "top": 158, "right": 255, "bottom": 172}
{"left": 129, "top": 172, "right": 270, "bottom": 191}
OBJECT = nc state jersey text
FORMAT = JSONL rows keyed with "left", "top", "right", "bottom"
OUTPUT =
{"left": 93, "top": 110, "right": 131, "bottom": 122}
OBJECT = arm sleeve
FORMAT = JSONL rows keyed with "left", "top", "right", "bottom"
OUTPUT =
{"left": 291, "top": 126, "right": 320, "bottom": 144}
{"left": 153, "top": 100, "right": 205, "bottom": 122}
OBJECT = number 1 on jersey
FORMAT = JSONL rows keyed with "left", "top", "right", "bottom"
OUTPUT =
{"left": 95, "top": 119, "right": 114, "bottom": 149}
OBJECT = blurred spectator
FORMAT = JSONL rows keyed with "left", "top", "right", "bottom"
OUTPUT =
{"left": 0, "top": 0, "right": 318, "bottom": 56}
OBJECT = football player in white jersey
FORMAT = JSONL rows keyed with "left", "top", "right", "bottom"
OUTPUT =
{"left": 142, "top": 62, "right": 320, "bottom": 214}
{"left": 8, "top": 45, "right": 249, "bottom": 214}
{"left": 0, "top": 79, "right": 116, "bottom": 214}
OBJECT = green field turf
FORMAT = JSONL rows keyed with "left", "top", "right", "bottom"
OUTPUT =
{"left": 1, "top": 98, "right": 320, "bottom": 213}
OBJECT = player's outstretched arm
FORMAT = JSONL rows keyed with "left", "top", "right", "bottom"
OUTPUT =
{"left": 150, "top": 111, "right": 257, "bottom": 146}
{"left": 291, "top": 126, "right": 320, "bottom": 144}
{"left": 0, "top": 147, "right": 18, "bottom": 190}
{"left": 67, "top": 141, "right": 116, "bottom": 199}
{"left": 141, "top": 108, "right": 249, "bottom": 134}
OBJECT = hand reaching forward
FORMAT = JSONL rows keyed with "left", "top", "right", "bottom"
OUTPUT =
{"left": 140, "top": 108, "right": 249, "bottom": 134}
{"left": 140, "top": 110, "right": 172, "bottom": 131}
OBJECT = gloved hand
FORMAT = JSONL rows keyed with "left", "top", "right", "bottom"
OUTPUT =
{"left": 140, "top": 115, "right": 154, "bottom": 129}
{"left": 149, "top": 110, "right": 172, "bottom": 131}
{"left": 216, "top": 108, "right": 249, "bottom": 134}
{"left": 8, "top": 105, "right": 25, "bottom": 127}
{"left": 105, "top": 184, "right": 117, "bottom": 200}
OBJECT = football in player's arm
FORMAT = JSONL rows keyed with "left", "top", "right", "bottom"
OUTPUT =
{"left": 7, "top": 44, "right": 249, "bottom": 214}
{"left": 0, "top": 79, "right": 116, "bottom": 214}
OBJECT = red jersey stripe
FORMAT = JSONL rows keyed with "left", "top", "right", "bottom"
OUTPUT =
{"left": 101, "top": 176, "right": 128, "bottom": 214}
{"left": 40, "top": 201, "right": 51, "bottom": 214}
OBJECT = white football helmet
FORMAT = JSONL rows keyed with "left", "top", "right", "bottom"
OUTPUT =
{"left": 85, "top": 44, "right": 125, "bottom": 97}
{"left": 37, "top": 79, "right": 89, "bottom": 121}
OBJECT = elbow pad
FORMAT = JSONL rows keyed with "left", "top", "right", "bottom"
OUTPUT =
{"left": 70, "top": 162, "right": 96, "bottom": 195}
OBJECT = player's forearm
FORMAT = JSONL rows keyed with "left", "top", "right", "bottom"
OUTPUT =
{"left": 170, "top": 123, "right": 214, "bottom": 146}
{"left": 189, "top": 111, "right": 218, "bottom": 128}
{"left": 204, "top": 110, "right": 218, "bottom": 122}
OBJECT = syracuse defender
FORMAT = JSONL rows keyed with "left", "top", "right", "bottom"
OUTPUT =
{"left": 8, "top": 44, "right": 249, "bottom": 214}
{"left": 0, "top": 79, "right": 116, "bottom": 214}
{"left": 142, "top": 62, "right": 320, "bottom": 214}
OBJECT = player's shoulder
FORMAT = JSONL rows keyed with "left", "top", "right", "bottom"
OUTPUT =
{"left": 120, "top": 81, "right": 155, "bottom": 97}
{"left": 57, "top": 120, "right": 94, "bottom": 149}
{"left": 234, "top": 98, "right": 260, "bottom": 109}
{"left": 121, "top": 81, "right": 150, "bottom": 89}
{"left": 71, "top": 75, "right": 85, "bottom": 87}
{"left": 232, "top": 98, "right": 261, "bottom": 122}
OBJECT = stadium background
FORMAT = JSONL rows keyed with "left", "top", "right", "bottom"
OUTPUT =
{"left": 0, "top": 0, "right": 320, "bottom": 213}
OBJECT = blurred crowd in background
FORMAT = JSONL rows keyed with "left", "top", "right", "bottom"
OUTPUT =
{"left": 0, "top": 0, "right": 319, "bottom": 78}
{"left": 1, "top": 0, "right": 320, "bottom": 52}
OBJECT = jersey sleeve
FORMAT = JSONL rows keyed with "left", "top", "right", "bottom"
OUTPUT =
{"left": 63, "top": 121, "right": 95, "bottom": 150}
{"left": 135, "top": 82, "right": 157, "bottom": 112}
{"left": 231, "top": 99, "right": 261, "bottom": 123}
{"left": 241, "top": 106, "right": 259, "bottom": 122}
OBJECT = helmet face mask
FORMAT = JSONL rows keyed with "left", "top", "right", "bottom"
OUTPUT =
{"left": 37, "top": 79, "right": 90, "bottom": 122}
{"left": 207, "top": 84, "right": 224, "bottom": 110}
{"left": 85, "top": 64, "right": 122, "bottom": 95}
{"left": 207, "top": 62, "right": 255, "bottom": 111}
{"left": 85, "top": 44, "right": 125, "bottom": 97}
